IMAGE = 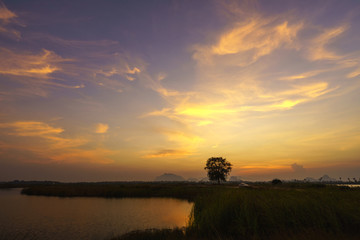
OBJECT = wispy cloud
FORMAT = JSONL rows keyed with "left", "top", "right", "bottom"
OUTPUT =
{"left": 0, "top": 121, "right": 86, "bottom": 149}
{"left": 0, "top": 3, "right": 16, "bottom": 21}
{"left": 279, "top": 69, "right": 326, "bottom": 81}
{"left": 0, "top": 48, "right": 64, "bottom": 78}
{"left": 347, "top": 64, "right": 360, "bottom": 78}
{"left": 96, "top": 64, "right": 141, "bottom": 82}
{"left": 50, "top": 148, "right": 115, "bottom": 164}
{"left": 0, "top": 121, "right": 63, "bottom": 136}
{"left": 0, "top": 2, "right": 21, "bottom": 39}
{"left": 307, "top": 25, "right": 348, "bottom": 61}
{"left": 193, "top": 17, "right": 303, "bottom": 66}
{"left": 0, "top": 47, "right": 82, "bottom": 97}
{"left": 143, "top": 149, "right": 191, "bottom": 158}
{"left": 0, "top": 120, "right": 116, "bottom": 164}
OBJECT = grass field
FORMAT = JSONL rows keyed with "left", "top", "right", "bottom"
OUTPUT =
{"left": 113, "top": 183, "right": 360, "bottom": 239}
{"left": 188, "top": 185, "right": 360, "bottom": 239}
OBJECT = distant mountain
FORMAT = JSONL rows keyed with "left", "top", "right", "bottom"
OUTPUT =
{"left": 154, "top": 173, "right": 185, "bottom": 182}
{"left": 319, "top": 174, "right": 337, "bottom": 182}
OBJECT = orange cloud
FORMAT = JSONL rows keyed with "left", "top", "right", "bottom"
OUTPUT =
{"left": 50, "top": 148, "right": 115, "bottom": 164}
{"left": 0, "top": 120, "right": 118, "bottom": 164}
{"left": 307, "top": 25, "right": 348, "bottom": 61}
{"left": 194, "top": 17, "right": 303, "bottom": 65}
{"left": 0, "top": 2, "right": 20, "bottom": 39}
{"left": 0, "top": 121, "right": 63, "bottom": 136}
{"left": 347, "top": 66, "right": 360, "bottom": 78}
{"left": 279, "top": 70, "right": 325, "bottom": 81}
{"left": 238, "top": 164, "right": 290, "bottom": 174}
{"left": 95, "top": 123, "right": 109, "bottom": 134}
{"left": 0, "top": 3, "right": 16, "bottom": 21}
{"left": 96, "top": 64, "right": 141, "bottom": 82}
{"left": 0, "top": 48, "right": 65, "bottom": 79}
{"left": 0, "top": 121, "right": 86, "bottom": 150}
{"left": 143, "top": 149, "right": 191, "bottom": 158}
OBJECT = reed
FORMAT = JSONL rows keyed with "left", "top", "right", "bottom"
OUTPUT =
{"left": 187, "top": 186, "right": 360, "bottom": 239}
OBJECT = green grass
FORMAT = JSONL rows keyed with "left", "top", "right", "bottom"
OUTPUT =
{"left": 187, "top": 185, "right": 360, "bottom": 239}
{"left": 110, "top": 184, "right": 360, "bottom": 240}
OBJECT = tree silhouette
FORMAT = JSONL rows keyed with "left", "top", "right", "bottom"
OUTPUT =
{"left": 204, "top": 157, "right": 232, "bottom": 184}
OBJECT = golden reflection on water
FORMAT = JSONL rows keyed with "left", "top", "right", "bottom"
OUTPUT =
{"left": 0, "top": 189, "right": 193, "bottom": 240}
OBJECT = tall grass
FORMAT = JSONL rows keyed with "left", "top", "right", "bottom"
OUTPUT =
{"left": 187, "top": 186, "right": 360, "bottom": 239}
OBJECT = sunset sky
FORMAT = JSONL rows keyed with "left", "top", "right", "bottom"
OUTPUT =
{"left": 1, "top": 0, "right": 360, "bottom": 181}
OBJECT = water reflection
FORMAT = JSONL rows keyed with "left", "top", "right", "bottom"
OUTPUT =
{"left": 336, "top": 184, "right": 360, "bottom": 188}
{"left": 0, "top": 188, "right": 192, "bottom": 240}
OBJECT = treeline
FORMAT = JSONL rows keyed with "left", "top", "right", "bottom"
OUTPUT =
{"left": 0, "top": 180, "right": 59, "bottom": 188}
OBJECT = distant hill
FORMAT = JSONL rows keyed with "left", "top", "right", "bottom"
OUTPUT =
{"left": 304, "top": 175, "right": 337, "bottom": 182}
{"left": 319, "top": 174, "right": 337, "bottom": 182}
{"left": 154, "top": 173, "right": 185, "bottom": 182}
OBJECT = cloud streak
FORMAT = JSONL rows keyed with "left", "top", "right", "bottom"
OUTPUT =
{"left": 0, "top": 2, "right": 21, "bottom": 39}
{"left": 307, "top": 25, "right": 348, "bottom": 61}
{"left": 0, "top": 48, "right": 64, "bottom": 78}
{"left": 143, "top": 149, "right": 191, "bottom": 158}
{"left": 0, "top": 121, "right": 63, "bottom": 136}
{"left": 193, "top": 17, "right": 303, "bottom": 66}
{"left": 0, "top": 120, "right": 116, "bottom": 164}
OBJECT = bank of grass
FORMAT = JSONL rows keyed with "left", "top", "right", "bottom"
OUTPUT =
{"left": 187, "top": 186, "right": 360, "bottom": 239}
{"left": 112, "top": 184, "right": 360, "bottom": 240}
{"left": 20, "top": 182, "right": 220, "bottom": 201}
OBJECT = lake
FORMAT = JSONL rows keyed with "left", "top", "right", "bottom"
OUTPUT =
{"left": 0, "top": 188, "right": 193, "bottom": 240}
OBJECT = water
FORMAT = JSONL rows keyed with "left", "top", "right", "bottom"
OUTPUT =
{"left": 0, "top": 188, "right": 193, "bottom": 240}
{"left": 336, "top": 184, "right": 360, "bottom": 188}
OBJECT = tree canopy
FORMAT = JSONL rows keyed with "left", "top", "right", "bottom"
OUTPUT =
{"left": 204, "top": 157, "right": 232, "bottom": 184}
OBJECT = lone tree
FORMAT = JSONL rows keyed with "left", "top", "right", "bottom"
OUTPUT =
{"left": 204, "top": 157, "right": 232, "bottom": 184}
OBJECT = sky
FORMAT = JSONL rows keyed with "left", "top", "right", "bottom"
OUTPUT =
{"left": 0, "top": 0, "right": 360, "bottom": 182}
